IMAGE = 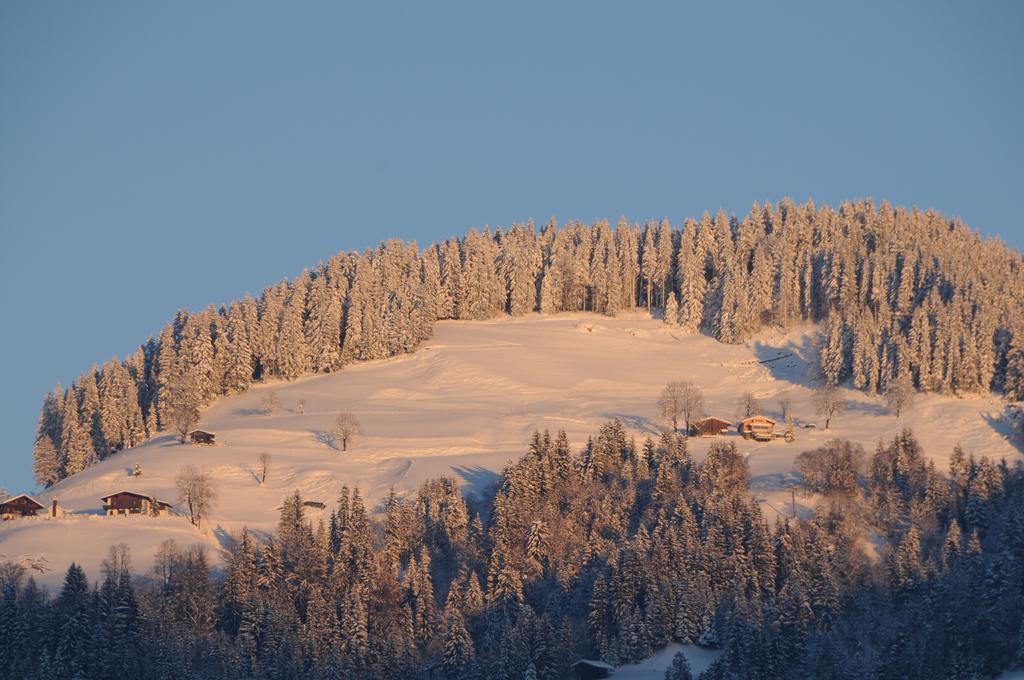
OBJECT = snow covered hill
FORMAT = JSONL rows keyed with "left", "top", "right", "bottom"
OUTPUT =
{"left": 3, "top": 313, "right": 1020, "bottom": 587}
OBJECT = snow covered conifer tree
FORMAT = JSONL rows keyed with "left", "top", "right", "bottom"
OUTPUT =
{"left": 654, "top": 218, "right": 674, "bottom": 310}
{"left": 180, "top": 311, "right": 216, "bottom": 404}
{"left": 676, "top": 221, "right": 706, "bottom": 333}
{"left": 340, "top": 587, "right": 370, "bottom": 672}
{"left": 77, "top": 370, "right": 105, "bottom": 461}
{"left": 1006, "top": 340, "right": 1024, "bottom": 401}
{"left": 821, "top": 316, "right": 846, "bottom": 386}
{"left": 34, "top": 388, "right": 65, "bottom": 479}
{"left": 420, "top": 245, "right": 444, "bottom": 322}
{"left": 223, "top": 301, "right": 255, "bottom": 393}
{"left": 53, "top": 562, "right": 91, "bottom": 679}
{"left": 665, "top": 650, "right": 694, "bottom": 680}
{"left": 500, "top": 222, "right": 541, "bottom": 315}
{"left": 442, "top": 607, "right": 475, "bottom": 675}
{"left": 61, "top": 389, "right": 94, "bottom": 475}
{"left": 438, "top": 239, "right": 461, "bottom": 319}
{"left": 664, "top": 292, "right": 679, "bottom": 326}
{"left": 749, "top": 243, "right": 775, "bottom": 328}
{"left": 305, "top": 269, "right": 343, "bottom": 373}
{"left": 941, "top": 519, "right": 963, "bottom": 570}
{"left": 275, "top": 273, "right": 310, "bottom": 380}
{"left": 33, "top": 434, "right": 60, "bottom": 487}
{"left": 616, "top": 217, "right": 641, "bottom": 310}
{"left": 640, "top": 224, "right": 657, "bottom": 311}
{"left": 714, "top": 269, "right": 745, "bottom": 344}
{"left": 99, "top": 359, "right": 145, "bottom": 454}
{"left": 255, "top": 281, "right": 287, "bottom": 377}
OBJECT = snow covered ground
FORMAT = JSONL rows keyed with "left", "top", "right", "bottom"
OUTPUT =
{"left": 2, "top": 312, "right": 1020, "bottom": 587}
{"left": 614, "top": 643, "right": 721, "bottom": 678}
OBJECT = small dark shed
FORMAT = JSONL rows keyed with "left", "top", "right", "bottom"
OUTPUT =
{"left": 0, "top": 494, "right": 44, "bottom": 520}
{"left": 691, "top": 416, "right": 732, "bottom": 437}
{"left": 190, "top": 430, "right": 216, "bottom": 445}
{"left": 571, "top": 659, "right": 615, "bottom": 680}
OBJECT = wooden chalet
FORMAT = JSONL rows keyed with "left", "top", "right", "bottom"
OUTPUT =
{"left": 101, "top": 491, "right": 172, "bottom": 516}
{"left": 0, "top": 494, "right": 44, "bottom": 520}
{"left": 739, "top": 415, "right": 777, "bottom": 441}
{"left": 571, "top": 659, "right": 615, "bottom": 680}
{"left": 190, "top": 429, "right": 216, "bottom": 445}
{"left": 691, "top": 416, "right": 732, "bottom": 437}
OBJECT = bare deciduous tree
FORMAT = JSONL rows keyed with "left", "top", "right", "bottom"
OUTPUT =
{"left": 737, "top": 392, "right": 762, "bottom": 419}
{"left": 658, "top": 380, "right": 704, "bottom": 433}
{"left": 176, "top": 465, "right": 216, "bottom": 530}
{"left": 101, "top": 543, "right": 133, "bottom": 581}
{"left": 778, "top": 395, "right": 792, "bottom": 421}
{"left": 262, "top": 391, "right": 280, "bottom": 416}
{"left": 166, "top": 375, "right": 200, "bottom": 444}
{"left": 257, "top": 451, "right": 271, "bottom": 484}
{"left": 813, "top": 385, "right": 847, "bottom": 430}
{"left": 884, "top": 374, "right": 915, "bottom": 418}
{"left": 333, "top": 413, "right": 363, "bottom": 452}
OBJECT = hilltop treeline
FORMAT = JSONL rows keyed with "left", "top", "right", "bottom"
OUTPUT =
{"left": 33, "top": 199, "right": 1024, "bottom": 485}
{"left": 3, "top": 424, "right": 1023, "bottom": 679}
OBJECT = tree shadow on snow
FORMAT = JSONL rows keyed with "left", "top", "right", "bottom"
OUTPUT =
{"left": 451, "top": 465, "right": 501, "bottom": 497}
{"left": 148, "top": 433, "right": 184, "bottom": 447}
{"left": 982, "top": 411, "right": 1024, "bottom": 455}
{"left": 233, "top": 407, "right": 269, "bottom": 417}
{"left": 749, "top": 471, "right": 803, "bottom": 492}
{"left": 845, "top": 399, "right": 891, "bottom": 418}
{"left": 452, "top": 465, "right": 503, "bottom": 522}
{"left": 238, "top": 463, "right": 262, "bottom": 485}
{"left": 751, "top": 334, "right": 819, "bottom": 386}
{"left": 602, "top": 413, "right": 661, "bottom": 436}
{"left": 212, "top": 525, "right": 237, "bottom": 555}
{"left": 311, "top": 430, "right": 338, "bottom": 450}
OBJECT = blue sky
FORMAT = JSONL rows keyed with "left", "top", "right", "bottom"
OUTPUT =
{"left": 1, "top": 1, "right": 1022, "bottom": 491}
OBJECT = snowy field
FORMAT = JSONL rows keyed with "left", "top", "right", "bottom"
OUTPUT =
{"left": 2, "top": 312, "right": 1020, "bottom": 588}
{"left": 614, "top": 643, "right": 721, "bottom": 678}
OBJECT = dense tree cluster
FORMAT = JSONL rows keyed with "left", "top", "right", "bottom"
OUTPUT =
{"left": 34, "top": 200, "right": 1024, "bottom": 486}
{"left": 5, "top": 424, "right": 1024, "bottom": 679}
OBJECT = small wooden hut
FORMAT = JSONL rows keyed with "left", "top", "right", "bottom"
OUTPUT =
{"left": 571, "top": 659, "right": 615, "bottom": 680}
{"left": 101, "top": 491, "right": 172, "bottom": 516}
{"left": 690, "top": 416, "right": 732, "bottom": 437}
{"left": 0, "top": 494, "right": 44, "bottom": 520}
{"left": 739, "top": 415, "right": 777, "bottom": 441}
{"left": 190, "top": 429, "right": 216, "bottom": 445}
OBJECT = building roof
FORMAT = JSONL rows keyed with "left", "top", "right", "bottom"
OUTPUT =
{"left": 697, "top": 416, "right": 732, "bottom": 426}
{"left": 571, "top": 659, "right": 615, "bottom": 670}
{"left": 100, "top": 490, "right": 171, "bottom": 506}
{"left": 740, "top": 415, "right": 777, "bottom": 425}
{"left": 0, "top": 493, "right": 45, "bottom": 509}
{"left": 190, "top": 429, "right": 217, "bottom": 436}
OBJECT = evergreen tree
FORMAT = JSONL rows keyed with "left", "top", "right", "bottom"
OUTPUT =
{"left": 664, "top": 292, "right": 679, "bottom": 327}
{"left": 442, "top": 608, "right": 475, "bottom": 676}
{"left": 664, "top": 650, "right": 693, "bottom": 680}
{"left": 32, "top": 434, "right": 60, "bottom": 488}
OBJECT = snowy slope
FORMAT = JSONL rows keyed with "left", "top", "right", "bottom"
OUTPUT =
{"left": 614, "top": 643, "right": 721, "bottom": 678}
{"left": 2, "top": 312, "right": 1020, "bottom": 587}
